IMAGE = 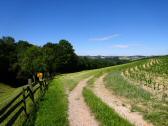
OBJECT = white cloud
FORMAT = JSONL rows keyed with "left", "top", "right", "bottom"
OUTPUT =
{"left": 89, "top": 34, "right": 119, "bottom": 41}
{"left": 112, "top": 43, "right": 143, "bottom": 49}
{"left": 112, "top": 44, "right": 129, "bottom": 48}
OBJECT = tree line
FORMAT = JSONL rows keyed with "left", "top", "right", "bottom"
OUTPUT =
{"left": 0, "top": 36, "right": 129, "bottom": 87}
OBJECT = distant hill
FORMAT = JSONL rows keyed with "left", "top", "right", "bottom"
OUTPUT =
{"left": 80, "top": 55, "right": 147, "bottom": 61}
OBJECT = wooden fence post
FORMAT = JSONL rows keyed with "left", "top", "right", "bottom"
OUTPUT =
{"left": 45, "top": 79, "right": 48, "bottom": 90}
{"left": 28, "top": 79, "right": 32, "bottom": 85}
{"left": 33, "top": 75, "right": 36, "bottom": 83}
{"left": 39, "top": 80, "right": 44, "bottom": 96}
{"left": 22, "top": 87, "right": 27, "bottom": 116}
{"left": 28, "top": 79, "right": 35, "bottom": 105}
{"left": 46, "top": 79, "right": 48, "bottom": 90}
{"left": 43, "top": 79, "right": 46, "bottom": 91}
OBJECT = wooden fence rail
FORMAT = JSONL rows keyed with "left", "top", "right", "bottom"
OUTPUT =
{"left": 0, "top": 78, "right": 50, "bottom": 126}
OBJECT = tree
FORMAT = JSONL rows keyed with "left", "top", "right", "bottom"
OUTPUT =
{"left": 57, "top": 40, "right": 78, "bottom": 72}
{"left": 18, "top": 46, "right": 44, "bottom": 80}
{"left": 0, "top": 36, "right": 129, "bottom": 87}
{"left": 0, "top": 36, "right": 17, "bottom": 85}
{"left": 16, "top": 40, "right": 33, "bottom": 55}
{"left": 42, "top": 42, "right": 59, "bottom": 73}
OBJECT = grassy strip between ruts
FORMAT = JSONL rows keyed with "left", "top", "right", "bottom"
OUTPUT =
{"left": 33, "top": 77, "right": 68, "bottom": 126}
{"left": 83, "top": 87, "right": 133, "bottom": 126}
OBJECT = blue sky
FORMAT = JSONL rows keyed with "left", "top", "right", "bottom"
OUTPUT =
{"left": 0, "top": 0, "right": 168, "bottom": 56}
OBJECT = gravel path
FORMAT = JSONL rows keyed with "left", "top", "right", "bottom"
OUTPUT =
{"left": 68, "top": 77, "right": 99, "bottom": 126}
{"left": 93, "top": 74, "right": 153, "bottom": 126}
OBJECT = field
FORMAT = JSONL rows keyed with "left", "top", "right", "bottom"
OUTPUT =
{"left": 0, "top": 83, "right": 22, "bottom": 108}
{"left": 1, "top": 56, "right": 168, "bottom": 126}
{"left": 1, "top": 0, "right": 168, "bottom": 125}
{"left": 0, "top": 82, "right": 44, "bottom": 126}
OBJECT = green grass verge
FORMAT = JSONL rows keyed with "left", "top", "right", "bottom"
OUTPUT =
{"left": 34, "top": 78, "right": 68, "bottom": 126}
{"left": 59, "top": 70, "right": 94, "bottom": 91}
{"left": 105, "top": 72, "right": 152, "bottom": 102}
{"left": 0, "top": 83, "right": 22, "bottom": 108}
{"left": 83, "top": 87, "right": 133, "bottom": 126}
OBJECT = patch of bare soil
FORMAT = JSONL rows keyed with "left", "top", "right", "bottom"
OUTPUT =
{"left": 68, "top": 77, "right": 99, "bottom": 126}
{"left": 93, "top": 74, "right": 153, "bottom": 126}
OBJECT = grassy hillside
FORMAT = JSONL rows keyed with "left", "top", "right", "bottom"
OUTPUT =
{"left": 118, "top": 56, "right": 168, "bottom": 126}
{"left": 4, "top": 56, "right": 167, "bottom": 126}
{"left": 0, "top": 83, "right": 42, "bottom": 126}
{"left": 0, "top": 83, "right": 22, "bottom": 108}
{"left": 84, "top": 56, "right": 168, "bottom": 126}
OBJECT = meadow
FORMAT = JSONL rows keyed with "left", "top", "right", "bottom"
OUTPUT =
{"left": 0, "top": 56, "right": 168, "bottom": 126}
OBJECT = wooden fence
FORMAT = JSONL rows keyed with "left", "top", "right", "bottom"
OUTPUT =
{"left": 0, "top": 78, "right": 50, "bottom": 126}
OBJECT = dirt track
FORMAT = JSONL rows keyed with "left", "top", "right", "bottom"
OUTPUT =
{"left": 93, "top": 74, "right": 153, "bottom": 126}
{"left": 68, "top": 77, "right": 99, "bottom": 126}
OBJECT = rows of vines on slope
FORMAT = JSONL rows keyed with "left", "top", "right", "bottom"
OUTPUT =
{"left": 122, "top": 57, "right": 168, "bottom": 101}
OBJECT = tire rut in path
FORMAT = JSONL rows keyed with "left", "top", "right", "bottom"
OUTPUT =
{"left": 93, "top": 74, "right": 153, "bottom": 126}
{"left": 68, "top": 77, "right": 99, "bottom": 126}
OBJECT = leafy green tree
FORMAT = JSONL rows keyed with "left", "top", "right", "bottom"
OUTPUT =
{"left": 42, "top": 42, "right": 59, "bottom": 73}
{"left": 19, "top": 46, "right": 44, "bottom": 75}
{"left": 0, "top": 36, "right": 129, "bottom": 87}
{"left": 16, "top": 40, "right": 33, "bottom": 55}
{"left": 0, "top": 37, "right": 17, "bottom": 85}
{"left": 57, "top": 40, "right": 78, "bottom": 72}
